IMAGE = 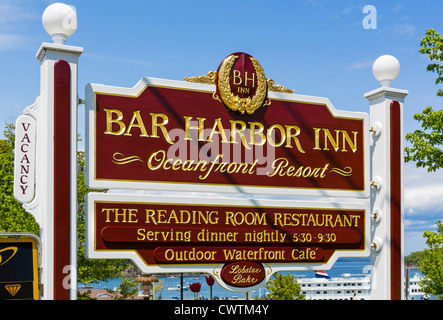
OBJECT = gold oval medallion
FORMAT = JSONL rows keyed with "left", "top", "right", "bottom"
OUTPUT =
{"left": 215, "top": 52, "right": 269, "bottom": 114}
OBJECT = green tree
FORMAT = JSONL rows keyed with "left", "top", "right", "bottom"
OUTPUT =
{"left": 405, "top": 251, "right": 424, "bottom": 267}
{"left": 264, "top": 273, "right": 305, "bottom": 300}
{"left": 0, "top": 123, "right": 127, "bottom": 286}
{"left": 405, "top": 29, "right": 443, "bottom": 171}
{"left": 405, "top": 28, "right": 443, "bottom": 298}
{"left": 419, "top": 220, "right": 443, "bottom": 297}
{"left": 106, "top": 277, "right": 139, "bottom": 300}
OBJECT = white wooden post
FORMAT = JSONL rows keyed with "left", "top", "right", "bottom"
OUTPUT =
{"left": 365, "top": 55, "right": 408, "bottom": 300}
{"left": 20, "top": 3, "right": 82, "bottom": 300}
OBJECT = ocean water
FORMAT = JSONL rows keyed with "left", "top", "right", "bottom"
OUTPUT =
{"left": 80, "top": 257, "right": 419, "bottom": 300}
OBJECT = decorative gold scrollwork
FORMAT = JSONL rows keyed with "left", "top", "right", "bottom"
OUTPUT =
{"left": 184, "top": 54, "right": 294, "bottom": 114}
{"left": 112, "top": 152, "right": 143, "bottom": 165}
{"left": 184, "top": 71, "right": 217, "bottom": 85}
{"left": 267, "top": 79, "right": 295, "bottom": 94}
{"left": 330, "top": 166, "right": 353, "bottom": 177}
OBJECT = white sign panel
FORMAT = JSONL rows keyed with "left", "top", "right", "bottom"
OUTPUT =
{"left": 14, "top": 115, "right": 36, "bottom": 204}
{"left": 86, "top": 192, "right": 370, "bottom": 291}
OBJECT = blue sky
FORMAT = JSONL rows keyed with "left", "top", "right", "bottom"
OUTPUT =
{"left": 1, "top": 0, "right": 442, "bottom": 256}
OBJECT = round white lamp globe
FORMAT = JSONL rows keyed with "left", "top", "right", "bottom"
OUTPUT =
{"left": 42, "top": 3, "right": 77, "bottom": 44}
{"left": 372, "top": 55, "right": 400, "bottom": 87}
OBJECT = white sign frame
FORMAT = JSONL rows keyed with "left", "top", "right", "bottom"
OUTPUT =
{"left": 85, "top": 192, "right": 370, "bottom": 292}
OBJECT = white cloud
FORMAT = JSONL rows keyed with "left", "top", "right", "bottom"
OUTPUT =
{"left": 0, "top": 33, "right": 27, "bottom": 51}
{"left": 84, "top": 53, "right": 159, "bottom": 68}
{"left": 0, "top": 0, "right": 37, "bottom": 51}
{"left": 404, "top": 230, "right": 428, "bottom": 255}
{"left": 390, "top": 23, "right": 417, "bottom": 40}
{"left": 348, "top": 58, "right": 373, "bottom": 70}
{"left": 403, "top": 163, "right": 442, "bottom": 254}
{"left": 404, "top": 164, "right": 443, "bottom": 217}
{"left": 391, "top": 4, "right": 404, "bottom": 13}
{"left": 405, "top": 218, "right": 437, "bottom": 231}
{"left": 0, "top": 0, "right": 37, "bottom": 27}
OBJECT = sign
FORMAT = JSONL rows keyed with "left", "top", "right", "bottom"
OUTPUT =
{"left": 86, "top": 192, "right": 370, "bottom": 286}
{"left": 86, "top": 53, "right": 369, "bottom": 197}
{"left": 85, "top": 53, "right": 372, "bottom": 290}
{"left": 215, "top": 52, "right": 269, "bottom": 115}
{"left": 13, "top": 115, "right": 36, "bottom": 204}
{"left": 0, "top": 237, "right": 39, "bottom": 300}
{"left": 220, "top": 261, "right": 266, "bottom": 288}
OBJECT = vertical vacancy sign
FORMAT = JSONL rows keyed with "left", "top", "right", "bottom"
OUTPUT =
{"left": 14, "top": 115, "right": 36, "bottom": 204}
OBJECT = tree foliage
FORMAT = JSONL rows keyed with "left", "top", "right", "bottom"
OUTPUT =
{"left": 405, "top": 251, "right": 424, "bottom": 267}
{"left": 106, "top": 277, "right": 139, "bottom": 300}
{"left": 419, "top": 29, "right": 443, "bottom": 97}
{"left": 405, "top": 29, "right": 443, "bottom": 297}
{"left": 264, "top": 273, "right": 305, "bottom": 300}
{"left": 0, "top": 123, "right": 127, "bottom": 285}
{"left": 419, "top": 220, "right": 443, "bottom": 296}
{"left": 405, "top": 106, "right": 443, "bottom": 171}
{"left": 405, "top": 29, "right": 443, "bottom": 172}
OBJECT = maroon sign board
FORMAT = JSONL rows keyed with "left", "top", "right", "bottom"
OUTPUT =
{"left": 86, "top": 193, "right": 370, "bottom": 289}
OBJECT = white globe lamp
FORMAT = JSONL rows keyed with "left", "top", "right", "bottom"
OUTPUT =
{"left": 42, "top": 3, "right": 77, "bottom": 44}
{"left": 372, "top": 55, "right": 400, "bottom": 87}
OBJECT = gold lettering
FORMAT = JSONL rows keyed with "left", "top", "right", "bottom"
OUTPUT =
{"left": 147, "top": 149, "right": 166, "bottom": 170}
{"left": 104, "top": 109, "right": 125, "bottom": 135}
{"left": 197, "top": 229, "right": 238, "bottom": 242}
{"left": 207, "top": 118, "right": 228, "bottom": 143}
{"left": 124, "top": 110, "right": 149, "bottom": 137}
{"left": 250, "top": 122, "right": 266, "bottom": 146}
{"left": 341, "top": 130, "right": 358, "bottom": 153}
{"left": 100, "top": 208, "right": 139, "bottom": 223}
{"left": 291, "top": 248, "right": 317, "bottom": 260}
{"left": 267, "top": 158, "right": 330, "bottom": 179}
{"left": 267, "top": 124, "right": 285, "bottom": 147}
{"left": 313, "top": 127, "right": 321, "bottom": 150}
{"left": 244, "top": 71, "right": 256, "bottom": 87}
{"left": 150, "top": 113, "right": 173, "bottom": 144}
{"left": 184, "top": 116, "right": 206, "bottom": 141}
{"left": 238, "top": 87, "right": 250, "bottom": 94}
{"left": 285, "top": 125, "right": 305, "bottom": 153}
{"left": 137, "top": 228, "right": 145, "bottom": 241}
{"left": 229, "top": 120, "right": 251, "bottom": 150}
{"left": 144, "top": 209, "right": 219, "bottom": 225}
{"left": 266, "top": 158, "right": 288, "bottom": 177}
{"left": 233, "top": 70, "right": 242, "bottom": 85}
{"left": 102, "top": 208, "right": 113, "bottom": 223}
{"left": 128, "top": 209, "right": 138, "bottom": 223}
{"left": 313, "top": 128, "right": 358, "bottom": 152}
{"left": 324, "top": 129, "right": 340, "bottom": 151}
{"left": 225, "top": 211, "right": 267, "bottom": 226}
